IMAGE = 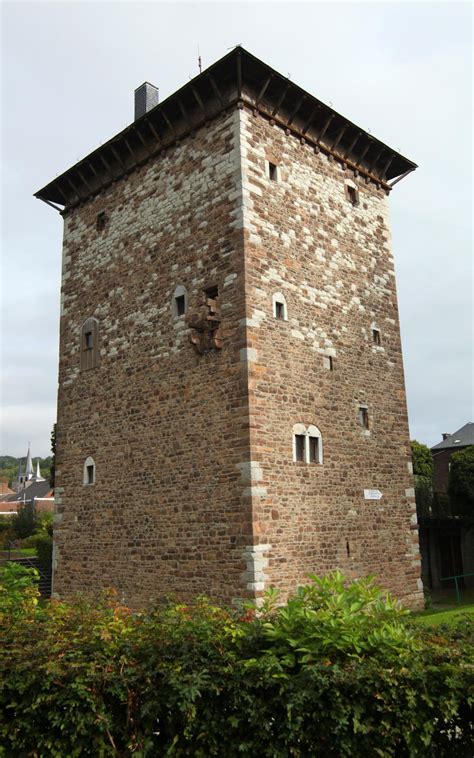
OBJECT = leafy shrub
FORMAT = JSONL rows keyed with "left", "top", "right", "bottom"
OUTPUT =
{"left": 11, "top": 511, "right": 53, "bottom": 570}
{"left": 0, "top": 571, "right": 473, "bottom": 756}
{"left": 0, "top": 516, "right": 14, "bottom": 549}
{"left": 11, "top": 503, "right": 37, "bottom": 539}
{"left": 34, "top": 533, "right": 53, "bottom": 572}
{"left": 0, "top": 562, "right": 39, "bottom": 624}
{"left": 254, "top": 572, "right": 416, "bottom": 663}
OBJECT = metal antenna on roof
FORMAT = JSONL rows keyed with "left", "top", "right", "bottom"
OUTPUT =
{"left": 198, "top": 44, "right": 202, "bottom": 74}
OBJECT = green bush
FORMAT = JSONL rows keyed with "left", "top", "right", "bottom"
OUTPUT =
{"left": 34, "top": 533, "right": 53, "bottom": 572}
{"left": 0, "top": 516, "right": 14, "bottom": 549}
{"left": 11, "top": 511, "right": 53, "bottom": 570}
{"left": 0, "top": 562, "right": 39, "bottom": 624}
{"left": 0, "top": 571, "right": 473, "bottom": 756}
{"left": 11, "top": 503, "right": 37, "bottom": 540}
{"left": 449, "top": 446, "right": 474, "bottom": 519}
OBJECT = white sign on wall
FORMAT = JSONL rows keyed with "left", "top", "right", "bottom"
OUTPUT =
{"left": 364, "top": 489, "right": 383, "bottom": 500}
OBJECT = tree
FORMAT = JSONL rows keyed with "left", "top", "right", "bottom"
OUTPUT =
{"left": 448, "top": 446, "right": 474, "bottom": 519}
{"left": 411, "top": 440, "right": 433, "bottom": 518}
{"left": 410, "top": 440, "right": 433, "bottom": 479}
{"left": 50, "top": 423, "right": 57, "bottom": 490}
{"left": 12, "top": 504, "right": 37, "bottom": 540}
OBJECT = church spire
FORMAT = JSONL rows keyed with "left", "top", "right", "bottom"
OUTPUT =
{"left": 25, "top": 442, "right": 34, "bottom": 481}
{"left": 35, "top": 459, "right": 45, "bottom": 482}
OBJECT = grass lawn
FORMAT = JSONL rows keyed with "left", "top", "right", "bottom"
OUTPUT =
{"left": 4, "top": 548, "right": 37, "bottom": 558}
{"left": 412, "top": 602, "right": 474, "bottom": 626}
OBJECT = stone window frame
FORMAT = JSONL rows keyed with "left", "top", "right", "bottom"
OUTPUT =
{"left": 83, "top": 456, "right": 96, "bottom": 486}
{"left": 171, "top": 285, "right": 188, "bottom": 318}
{"left": 371, "top": 324, "right": 381, "bottom": 346}
{"left": 345, "top": 179, "right": 360, "bottom": 206}
{"left": 292, "top": 423, "right": 323, "bottom": 464}
{"left": 80, "top": 317, "right": 99, "bottom": 371}
{"left": 267, "top": 160, "right": 280, "bottom": 182}
{"left": 323, "top": 354, "right": 335, "bottom": 371}
{"left": 358, "top": 405, "right": 370, "bottom": 431}
{"left": 371, "top": 323, "right": 385, "bottom": 353}
{"left": 272, "top": 292, "right": 288, "bottom": 321}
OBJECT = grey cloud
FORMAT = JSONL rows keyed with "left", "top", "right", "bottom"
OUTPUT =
{"left": 1, "top": 2, "right": 472, "bottom": 455}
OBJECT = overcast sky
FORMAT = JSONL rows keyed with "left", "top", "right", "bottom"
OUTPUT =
{"left": 1, "top": 0, "right": 472, "bottom": 457}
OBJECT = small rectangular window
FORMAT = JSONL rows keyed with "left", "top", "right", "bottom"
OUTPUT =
{"left": 347, "top": 186, "right": 359, "bottom": 206}
{"left": 86, "top": 465, "right": 94, "bottom": 485}
{"left": 372, "top": 329, "right": 381, "bottom": 345}
{"left": 96, "top": 211, "right": 107, "bottom": 232}
{"left": 175, "top": 295, "right": 186, "bottom": 316}
{"left": 295, "top": 435, "right": 305, "bottom": 462}
{"left": 309, "top": 437, "right": 319, "bottom": 463}
{"left": 275, "top": 301, "right": 284, "bottom": 320}
{"left": 80, "top": 318, "right": 99, "bottom": 371}
{"left": 268, "top": 162, "right": 278, "bottom": 181}
{"left": 358, "top": 407, "right": 369, "bottom": 429}
{"left": 323, "top": 356, "right": 334, "bottom": 371}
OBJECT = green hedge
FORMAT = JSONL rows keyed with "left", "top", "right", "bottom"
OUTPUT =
{"left": 1, "top": 567, "right": 473, "bottom": 757}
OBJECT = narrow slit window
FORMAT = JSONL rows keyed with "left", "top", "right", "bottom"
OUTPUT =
{"left": 358, "top": 406, "right": 369, "bottom": 429}
{"left": 347, "top": 185, "right": 359, "bottom": 206}
{"left": 80, "top": 318, "right": 99, "bottom": 371}
{"left": 309, "top": 436, "right": 319, "bottom": 463}
{"left": 372, "top": 328, "right": 381, "bottom": 345}
{"left": 268, "top": 162, "right": 278, "bottom": 181}
{"left": 96, "top": 211, "right": 107, "bottom": 232}
{"left": 272, "top": 293, "right": 287, "bottom": 320}
{"left": 83, "top": 456, "right": 96, "bottom": 486}
{"left": 175, "top": 294, "right": 186, "bottom": 316}
{"left": 323, "top": 355, "right": 334, "bottom": 370}
{"left": 275, "top": 301, "right": 285, "bottom": 320}
{"left": 295, "top": 435, "right": 305, "bottom": 462}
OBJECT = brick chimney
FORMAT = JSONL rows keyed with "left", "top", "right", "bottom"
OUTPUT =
{"left": 442, "top": 433, "right": 451, "bottom": 440}
{"left": 134, "top": 82, "right": 159, "bottom": 120}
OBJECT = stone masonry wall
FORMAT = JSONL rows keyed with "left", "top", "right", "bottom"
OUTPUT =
{"left": 53, "top": 99, "right": 423, "bottom": 610}
{"left": 238, "top": 107, "right": 423, "bottom": 608}
{"left": 54, "top": 108, "right": 255, "bottom": 607}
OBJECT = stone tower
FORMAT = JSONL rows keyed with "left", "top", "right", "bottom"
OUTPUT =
{"left": 36, "top": 48, "right": 423, "bottom": 608}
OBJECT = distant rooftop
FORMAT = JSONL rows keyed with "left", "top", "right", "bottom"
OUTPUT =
{"left": 431, "top": 422, "right": 474, "bottom": 451}
{"left": 1, "top": 479, "right": 52, "bottom": 503}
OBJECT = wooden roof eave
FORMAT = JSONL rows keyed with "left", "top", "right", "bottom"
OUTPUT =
{"left": 34, "top": 46, "right": 417, "bottom": 211}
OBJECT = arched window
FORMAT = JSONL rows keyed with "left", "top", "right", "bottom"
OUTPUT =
{"left": 80, "top": 317, "right": 99, "bottom": 371}
{"left": 83, "top": 456, "right": 96, "bottom": 486}
{"left": 307, "top": 425, "right": 323, "bottom": 464}
{"left": 272, "top": 292, "right": 288, "bottom": 321}
{"left": 292, "top": 424, "right": 323, "bottom": 464}
{"left": 172, "top": 285, "right": 188, "bottom": 318}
